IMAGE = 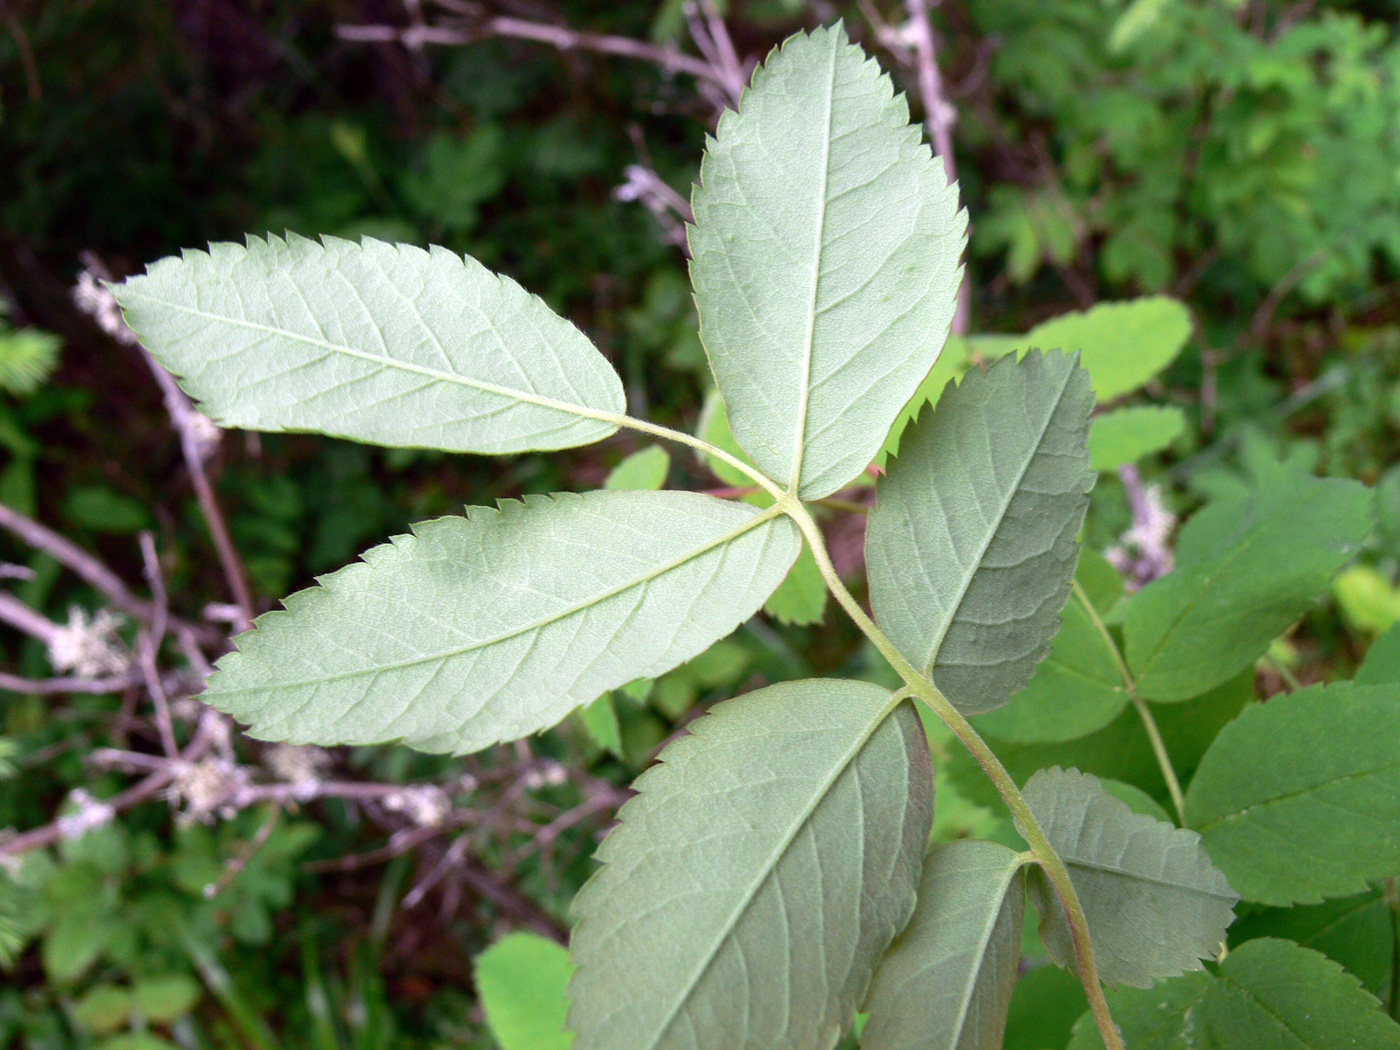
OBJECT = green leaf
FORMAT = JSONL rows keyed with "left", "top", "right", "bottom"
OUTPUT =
{"left": 132, "top": 974, "right": 201, "bottom": 1022}
{"left": 0, "top": 327, "right": 60, "bottom": 395}
{"left": 1088, "top": 405, "right": 1186, "bottom": 471}
{"left": 73, "top": 985, "right": 133, "bottom": 1034}
{"left": 1184, "top": 682, "right": 1400, "bottom": 905}
{"left": 1064, "top": 970, "right": 1213, "bottom": 1050}
{"left": 764, "top": 542, "right": 828, "bottom": 625}
{"left": 578, "top": 696, "right": 623, "bottom": 757}
{"left": 1232, "top": 890, "right": 1396, "bottom": 1007}
{"left": 948, "top": 672, "right": 1255, "bottom": 814}
{"left": 567, "top": 680, "right": 933, "bottom": 1050}
{"left": 1125, "top": 468, "right": 1372, "bottom": 701}
{"left": 1003, "top": 965, "right": 1086, "bottom": 1050}
{"left": 605, "top": 446, "right": 671, "bottom": 490}
{"left": 970, "top": 591, "right": 1130, "bottom": 744}
{"left": 860, "top": 840, "right": 1025, "bottom": 1050}
{"left": 1022, "top": 297, "right": 1191, "bottom": 402}
{"left": 1022, "top": 767, "right": 1238, "bottom": 988}
{"left": 475, "top": 932, "right": 573, "bottom": 1050}
{"left": 694, "top": 390, "right": 759, "bottom": 490}
{"left": 115, "top": 234, "right": 626, "bottom": 454}
{"left": 1356, "top": 620, "right": 1400, "bottom": 684}
{"left": 204, "top": 491, "right": 800, "bottom": 754}
{"left": 868, "top": 351, "right": 1094, "bottom": 714}
{"left": 689, "top": 24, "right": 965, "bottom": 499}
{"left": 1201, "top": 938, "right": 1400, "bottom": 1049}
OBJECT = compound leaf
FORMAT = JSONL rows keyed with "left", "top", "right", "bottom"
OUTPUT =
{"left": 1184, "top": 682, "right": 1400, "bottom": 905}
{"left": 860, "top": 840, "right": 1025, "bottom": 1050}
{"left": 1124, "top": 467, "right": 1371, "bottom": 701}
{"left": 475, "top": 933, "right": 573, "bottom": 1050}
{"left": 1022, "top": 768, "right": 1238, "bottom": 988}
{"left": 204, "top": 490, "right": 800, "bottom": 754}
{"left": 690, "top": 24, "right": 965, "bottom": 499}
{"left": 567, "top": 680, "right": 933, "bottom": 1050}
{"left": 115, "top": 234, "right": 625, "bottom": 454}
{"left": 867, "top": 351, "right": 1094, "bottom": 714}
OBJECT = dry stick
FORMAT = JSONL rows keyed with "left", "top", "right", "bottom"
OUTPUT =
{"left": 902, "top": 0, "right": 969, "bottom": 335}
{"left": 0, "top": 501, "right": 207, "bottom": 638}
{"left": 336, "top": 16, "right": 723, "bottom": 86}
{"left": 138, "top": 532, "right": 179, "bottom": 757}
{"left": 0, "top": 670, "right": 143, "bottom": 695}
{"left": 0, "top": 712, "right": 218, "bottom": 856}
{"left": 75, "top": 253, "right": 255, "bottom": 634}
{"left": 138, "top": 351, "right": 255, "bottom": 633}
{"left": 0, "top": 589, "right": 62, "bottom": 645}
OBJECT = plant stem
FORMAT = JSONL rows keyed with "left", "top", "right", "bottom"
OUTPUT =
{"left": 1132, "top": 698, "right": 1186, "bottom": 825}
{"left": 785, "top": 500, "right": 1124, "bottom": 1050}
{"left": 1072, "top": 580, "right": 1186, "bottom": 824}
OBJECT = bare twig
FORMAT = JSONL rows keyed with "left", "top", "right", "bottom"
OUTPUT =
{"left": 0, "top": 670, "right": 142, "bottom": 695}
{"left": 74, "top": 256, "right": 255, "bottom": 632}
{"left": 0, "top": 590, "right": 62, "bottom": 645}
{"left": 1, "top": 712, "right": 218, "bottom": 856}
{"left": 337, "top": 15, "right": 724, "bottom": 86}
{"left": 0, "top": 0, "right": 41, "bottom": 102}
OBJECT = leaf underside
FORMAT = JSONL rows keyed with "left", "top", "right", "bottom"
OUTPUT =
{"left": 1184, "top": 682, "right": 1400, "bottom": 906}
{"left": 204, "top": 490, "right": 800, "bottom": 754}
{"left": 1023, "top": 767, "right": 1239, "bottom": 988}
{"left": 115, "top": 233, "right": 625, "bottom": 453}
{"left": 867, "top": 351, "right": 1094, "bottom": 715}
{"left": 566, "top": 680, "right": 934, "bottom": 1050}
{"left": 689, "top": 24, "right": 966, "bottom": 499}
{"left": 860, "top": 840, "right": 1025, "bottom": 1050}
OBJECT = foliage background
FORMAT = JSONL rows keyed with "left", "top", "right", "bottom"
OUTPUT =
{"left": 4, "top": 0, "right": 1400, "bottom": 1046}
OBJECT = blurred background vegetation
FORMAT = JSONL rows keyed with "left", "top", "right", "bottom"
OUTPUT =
{"left": 4, "top": 0, "right": 1400, "bottom": 1047}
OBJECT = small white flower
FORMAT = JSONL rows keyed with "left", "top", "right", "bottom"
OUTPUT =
{"left": 382, "top": 786, "right": 451, "bottom": 827}
{"left": 47, "top": 606, "right": 129, "bottom": 678}
{"left": 57, "top": 789, "right": 115, "bottom": 839}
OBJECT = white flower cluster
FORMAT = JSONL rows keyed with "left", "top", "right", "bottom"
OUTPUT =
{"left": 47, "top": 606, "right": 129, "bottom": 678}
{"left": 382, "top": 786, "right": 452, "bottom": 828}
{"left": 56, "top": 789, "right": 115, "bottom": 840}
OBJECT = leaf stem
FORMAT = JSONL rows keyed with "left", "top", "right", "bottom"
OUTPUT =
{"left": 1072, "top": 580, "right": 1186, "bottom": 824}
{"left": 784, "top": 500, "right": 1124, "bottom": 1050}
{"left": 607, "top": 412, "right": 788, "bottom": 501}
{"left": 1131, "top": 698, "right": 1186, "bottom": 825}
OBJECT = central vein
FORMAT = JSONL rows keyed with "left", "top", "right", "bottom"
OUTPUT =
{"left": 787, "top": 40, "right": 839, "bottom": 495}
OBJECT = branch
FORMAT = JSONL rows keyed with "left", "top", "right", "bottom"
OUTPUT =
{"left": 337, "top": 15, "right": 724, "bottom": 87}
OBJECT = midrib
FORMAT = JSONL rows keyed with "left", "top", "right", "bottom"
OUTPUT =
{"left": 786, "top": 42, "right": 839, "bottom": 495}
{"left": 212, "top": 505, "right": 784, "bottom": 695}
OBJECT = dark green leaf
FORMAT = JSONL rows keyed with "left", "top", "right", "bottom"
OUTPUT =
{"left": 1184, "top": 682, "right": 1400, "bottom": 905}
{"left": 1232, "top": 890, "right": 1396, "bottom": 1007}
{"left": 1125, "top": 468, "right": 1372, "bottom": 701}
{"left": 868, "top": 351, "right": 1094, "bottom": 714}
